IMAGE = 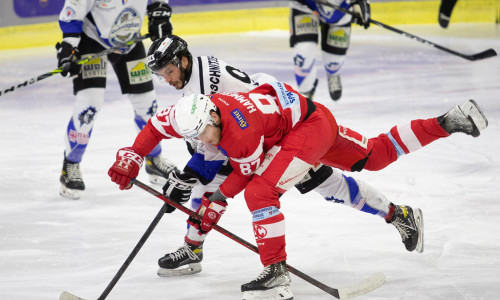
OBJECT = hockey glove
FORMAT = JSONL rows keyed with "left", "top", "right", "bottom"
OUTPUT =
{"left": 55, "top": 41, "right": 81, "bottom": 77}
{"left": 351, "top": 0, "right": 371, "bottom": 29}
{"left": 188, "top": 191, "right": 227, "bottom": 234}
{"left": 162, "top": 170, "right": 198, "bottom": 213}
{"left": 147, "top": 2, "right": 173, "bottom": 41}
{"left": 108, "top": 147, "right": 144, "bottom": 190}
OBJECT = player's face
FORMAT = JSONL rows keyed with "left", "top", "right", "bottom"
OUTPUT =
{"left": 197, "top": 124, "right": 221, "bottom": 146}
{"left": 154, "top": 63, "right": 184, "bottom": 89}
{"left": 198, "top": 112, "right": 222, "bottom": 145}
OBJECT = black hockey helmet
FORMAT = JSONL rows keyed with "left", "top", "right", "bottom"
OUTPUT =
{"left": 147, "top": 34, "right": 192, "bottom": 72}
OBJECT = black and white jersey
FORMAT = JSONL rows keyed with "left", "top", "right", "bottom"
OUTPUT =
{"left": 183, "top": 56, "right": 277, "bottom": 96}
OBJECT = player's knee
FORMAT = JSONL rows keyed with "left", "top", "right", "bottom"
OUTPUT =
{"left": 244, "top": 180, "right": 278, "bottom": 212}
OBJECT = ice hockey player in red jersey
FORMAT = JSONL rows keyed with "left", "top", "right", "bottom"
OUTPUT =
{"left": 146, "top": 35, "right": 430, "bottom": 278}
{"left": 108, "top": 81, "right": 487, "bottom": 299}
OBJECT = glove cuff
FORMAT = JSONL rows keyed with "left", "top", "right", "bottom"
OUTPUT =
{"left": 62, "top": 37, "right": 81, "bottom": 48}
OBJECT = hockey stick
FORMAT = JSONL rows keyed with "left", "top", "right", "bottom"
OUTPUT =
{"left": 60, "top": 202, "right": 169, "bottom": 300}
{"left": 311, "top": 0, "right": 497, "bottom": 61}
{"left": 0, "top": 34, "right": 150, "bottom": 97}
{"left": 129, "top": 179, "right": 385, "bottom": 299}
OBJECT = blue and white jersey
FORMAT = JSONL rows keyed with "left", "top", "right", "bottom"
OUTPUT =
{"left": 58, "top": 0, "right": 158, "bottom": 49}
{"left": 292, "top": 0, "right": 352, "bottom": 24}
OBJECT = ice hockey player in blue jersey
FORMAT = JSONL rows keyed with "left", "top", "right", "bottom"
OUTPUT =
{"left": 289, "top": 0, "right": 370, "bottom": 101}
{"left": 57, "top": 0, "right": 178, "bottom": 199}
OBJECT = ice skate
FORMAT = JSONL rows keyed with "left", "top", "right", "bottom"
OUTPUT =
{"left": 145, "top": 154, "right": 179, "bottom": 185}
{"left": 327, "top": 73, "right": 342, "bottom": 101}
{"left": 438, "top": 99, "right": 488, "bottom": 137}
{"left": 241, "top": 261, "right": 293, "bottom": 300}
{"left": 157, "top": 242, "right": 203, "bottom": 277}
{"left": 301, "top": 78, "right": 318, "bottom": 100}
{"left": 60, "top": 157, "right": 85, "bottom": 200}
{"left": 387, "top": 204, "right": 424, "bottom": 253}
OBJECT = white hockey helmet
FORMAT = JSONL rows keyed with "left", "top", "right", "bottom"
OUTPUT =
{"left": 174, "top": 93, "right": 217, "bottom": 138}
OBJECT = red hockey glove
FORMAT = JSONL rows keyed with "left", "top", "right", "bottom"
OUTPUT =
{"left": 108, "top": 147, "right": 144, "bottom": 190}
{"left": 189, "top": 192, "right": 227, "bottom": 234}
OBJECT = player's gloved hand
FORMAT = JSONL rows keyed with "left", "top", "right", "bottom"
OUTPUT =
{"left": 147, "top": 2, "right": 173, "bottom": 41}
{"left": 188, "top": 191, "right": 228, "bottom": 234}
{"left": 108, "top": 147, "right": 144, "bottom": 190}
{"left": 162, "top": 170, "right": 198, "bottom": 213}
{"left": 55, "top": 41, "right": 81, "bottom": 77}
{"left": 351, "top": 0, "right": 371, "bottom": 29}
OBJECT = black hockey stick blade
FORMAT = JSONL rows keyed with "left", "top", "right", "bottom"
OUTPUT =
{"left": 59, "top": 291, "right": 86, "bottom": 300}
{"left": 467, "top": 48, "right": 497, "bottom": 61}
{"left": 131, "top": 178, "right": 385, "bottom": 299}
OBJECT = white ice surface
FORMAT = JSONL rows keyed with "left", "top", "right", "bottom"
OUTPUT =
{"left": 1, "top": 23, "right": 499, "bottom": 300}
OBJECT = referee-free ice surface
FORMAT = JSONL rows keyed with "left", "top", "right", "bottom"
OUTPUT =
{"left": 0, "top": 23, "right": 499, "bottom": 299}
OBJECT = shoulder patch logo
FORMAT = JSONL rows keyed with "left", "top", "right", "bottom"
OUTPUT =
{"left": 231, "top": 108, "right": 249, "bottom": 129}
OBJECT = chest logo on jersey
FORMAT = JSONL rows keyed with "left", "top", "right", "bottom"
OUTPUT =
{"left": 126, "top": 60, "right": 152, "bottom": 84}
{"left": 109, "top": 8, "right": 142, "bottom": 46}
{"left": 231, "top": 109, "right": 249, "bottom": 130}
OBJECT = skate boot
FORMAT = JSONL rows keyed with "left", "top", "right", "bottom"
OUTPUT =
{"left": 301, "top": 78, "right": 318, "bottom": 100}
{"left": 386, "top": 204, "right": 424, "bottom": 253}
{"left": 437, "top": 99, "right": 488, "bottom": 137}
{"left": 60, "top": 156, "right": 85, "bottom": 200}
{"left": 327, "top": 73, "right": 342, "bottom": 101}
{"left": 241, "top": 261, "right": 293, "bottom": 300}
{"left": 145, "top": 154, "right": 179, "bottom": 185}
{"left": 157, "top": 242, "right": 203, "bottom": 277}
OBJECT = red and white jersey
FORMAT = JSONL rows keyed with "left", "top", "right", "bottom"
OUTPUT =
{"left": 208, "top": 82, "right": 315, "bottom": 197}
{"left": 134, "top": 82, "right": 315, "bottom": 197}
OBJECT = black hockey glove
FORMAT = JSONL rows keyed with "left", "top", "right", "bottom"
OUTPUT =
{"left": 55, "top": 41, "right": 81, "bottom": 77}
{"left": 147, "top": 2, "right": 173, "bottom": 41}
{"left": 351, "top": 0, "right": 371, "bottom": 29}
{"left": 162, "top": 170, "right": 197, "bottom": 213}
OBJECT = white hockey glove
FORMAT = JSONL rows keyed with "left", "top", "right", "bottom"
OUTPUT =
{"left": 351, "top": 0, "right": 371, "bottom": 29}
{"left": 162, "top": 170, "right": 197, "bottom": 213}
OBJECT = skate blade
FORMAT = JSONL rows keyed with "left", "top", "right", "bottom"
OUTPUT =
{"left": 60, "top": 185, "right": 81, "bottom": 200}
{"left": 413, "top": 208, "right": 424, "bottom": 253}
{"left": 242, "top": 285, "right": 293, "bottom": 300}
{"left": 157, "top": 263, "right": 202, "bottom": 277}
{"left": 461, "top": 100, "right": 488, "bottom": 136}
{"left": 148, "top": 174, "right": 168, "bottom": 185}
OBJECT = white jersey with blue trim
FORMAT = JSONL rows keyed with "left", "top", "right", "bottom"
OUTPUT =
{"left": 58, "top": 0, "right": 149, "bottom": 48}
